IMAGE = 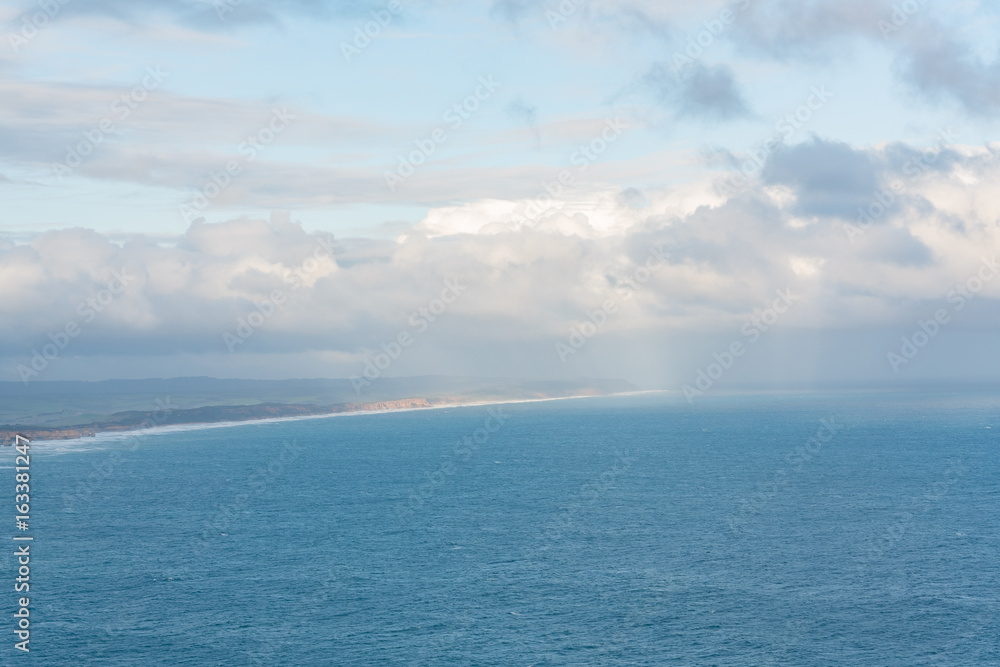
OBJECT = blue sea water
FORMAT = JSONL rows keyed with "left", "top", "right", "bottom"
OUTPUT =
{"left": 4, "top": 390, "right": 999, "bottom": 665}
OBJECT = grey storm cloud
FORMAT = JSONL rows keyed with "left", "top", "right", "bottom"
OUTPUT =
{"left": 881, "top": 140, "right": 963, "bottom": 176}
{"left": 644, "top": 61, "right": 751, "bottom": 121}
{"left": 763, "top": 138, "right": 880, "bottom": 218}
{"left": 857, "top": 225, "right": 934, "bottom": 267}
{"left": 897, "top": 34, "right": 1000, "bottom": 116}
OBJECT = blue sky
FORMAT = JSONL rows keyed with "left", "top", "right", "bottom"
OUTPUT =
{"left": 1, "top": 0, "right": 998, "bottom": 387}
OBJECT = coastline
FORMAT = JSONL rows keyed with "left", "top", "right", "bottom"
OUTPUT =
{"left": 12, "top": 391, "right": 662, "bottom": 448}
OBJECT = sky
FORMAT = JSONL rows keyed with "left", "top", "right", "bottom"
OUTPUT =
{"left": 0, "top": 0, "right": 998, "bottom": 390}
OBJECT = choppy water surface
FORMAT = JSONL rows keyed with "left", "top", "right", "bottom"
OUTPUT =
{"left": 9, "top": 391, "right": 999, "bottom": 664}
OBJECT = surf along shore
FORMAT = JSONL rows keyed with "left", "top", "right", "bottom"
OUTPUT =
{"left": 0, "top": 397, "right": 449, "bottom": 444}
{"left": 0, "top": 389, "right": 636, "bottom": 445}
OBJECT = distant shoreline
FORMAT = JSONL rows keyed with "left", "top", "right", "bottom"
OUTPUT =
{"left": 5, "top": 391, "right": 660, "bottom": 447}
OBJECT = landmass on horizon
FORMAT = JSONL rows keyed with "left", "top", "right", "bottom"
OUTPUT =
{"left": 0, "top": 376, "right": 637, "bottom": 442}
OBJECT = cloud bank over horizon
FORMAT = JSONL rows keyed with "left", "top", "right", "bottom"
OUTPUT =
{"left": 0, "top": 0, "right": 997, "bottom": 388}
{"left": 3, "top": 134, "right": 998, "bottom": 387}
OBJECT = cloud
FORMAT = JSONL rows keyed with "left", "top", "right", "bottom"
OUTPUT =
{"left": 7, "top": 0, "right": 398, "bottom": 31}
{"left": 730, "top": 0, "right": 892, "bottom": 58}
{"left": 897, "top": 33, "right": 1000, "bottom": 116}
{"left": 572, "top": 0, "right": 998, "bottom": 120}
{"left": 356, "top": 0, "right": 1000, "bottom": 125}
{"left": 762, "top": 138, "right": 880, "bottom": 218}
{"left": 506, "top": 98, "right": 538, "bottom": 126}
{"left": 488, "top": 0, "right": 680, "bottom": 51}
{"left": 721, "top": 0, "right": 1000, "bottom": 115}
{"left": 490, "top": 0, "right": 532, "bottom": 24}
{"left": 644, "top": 61, "right": 751, "bottom": 121}
{"left": 0, "top": 79, "right": 405, "bottom": 208}
{"left": 0, "top": 79, "right": 657, "bottom": 211}
{"left": 1, "top": 138, "right": 996, "bottom": 384}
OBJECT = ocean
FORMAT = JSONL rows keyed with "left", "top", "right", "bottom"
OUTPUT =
{"left": 6, "top": 390, "right": 999, "bottom": 665}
